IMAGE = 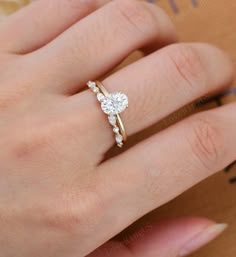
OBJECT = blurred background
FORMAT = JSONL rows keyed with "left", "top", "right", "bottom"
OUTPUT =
{"left": 0, "top": 0, "right": 29, "bottom": 20}
{"left": 0, "top": 1, "right": 235, "bottom": 257}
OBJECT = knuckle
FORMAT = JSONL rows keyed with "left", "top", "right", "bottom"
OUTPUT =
{"left": 114, "top": 0, "right": 159, "bottom": 35}
{"left": 165, "top": 44, "right": 206, "bottom": 91}
{"left": 188, "top": 115, "right": 224, "bottom": 171}
{"left": 52, "top": 0, "right": 95, "bottom": 13}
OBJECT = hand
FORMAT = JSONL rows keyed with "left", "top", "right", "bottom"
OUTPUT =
{"left": 0, "top": 0, "right": 234, "bottom": 256}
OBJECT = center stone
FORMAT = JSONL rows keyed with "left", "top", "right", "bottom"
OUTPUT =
{"left": 101, "top": 92, "right": 128, "bottom": 115}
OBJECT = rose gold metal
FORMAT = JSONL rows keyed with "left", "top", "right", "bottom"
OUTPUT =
{"left": 95, "top": 81, "right": 127, "bottom": 142}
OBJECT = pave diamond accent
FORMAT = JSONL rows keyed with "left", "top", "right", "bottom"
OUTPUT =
{"left": 97, "top": 93, "right": 105, "bottom": 102}
{"left": 87, "top": 81, "right": 96, "bottom": 89}
{"left": 93, "top": 87, "right": 99, "bottom": 93}
{"left": 87, "top": 81, "right": 99, "bottom": 93}
{"left": 116, "top": 134, "right": 123, "bottom": 144}
{"left": 113, "top": 127, "right": 119, "bottom": 133}
{"left": 108, "top": 115, "right": 117, "bottom": 126}
{"left": 117, "top": 143, "right": 123, "bottom": 148}
{"left": 87, "top": 81, "right": 127, "bottom": 148}
{"left": 101, "top": 92, "right": 128, "bottom": 115}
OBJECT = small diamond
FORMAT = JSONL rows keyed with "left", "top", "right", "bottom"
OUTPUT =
{"left": 93, "top": 87, "right": 99, "bottom": 93}
{"left": 117, "top": 142, "right": 123, "bottom": 148}
{"left": 113, "top": 127, "right": 119, "bottom": 133}
{"left": 87, "top": 81, "right": 99, "bottom": 93}
{"left": 97, "top": 93, "right": 105, "bottom": 102}
{"left": 108, "top": 115, "right": 116, "bottom": 126}
{"left": 116, "top": 134, "right": 123, "bottom": 144}
{"left": 87, "top": 81, "right": 96, "bottom": 89}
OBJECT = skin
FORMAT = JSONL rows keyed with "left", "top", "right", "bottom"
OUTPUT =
{"left": 0, "top": 0, "right": 235, "bottom": 256}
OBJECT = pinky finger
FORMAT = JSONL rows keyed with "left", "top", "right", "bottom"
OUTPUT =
{"left": 88, "top": 217, "right": 227, "bottom": 257}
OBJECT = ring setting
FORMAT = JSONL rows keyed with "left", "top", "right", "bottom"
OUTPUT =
{"left": 100, "top": 92, "right": 128, "bottom": 115}
{"left": 87, "top": 81, "right": 128, "bottom": 147}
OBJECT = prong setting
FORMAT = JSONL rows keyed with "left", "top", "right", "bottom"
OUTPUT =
{"left": 87, "top": 81, "right": 128, "bottom": 147}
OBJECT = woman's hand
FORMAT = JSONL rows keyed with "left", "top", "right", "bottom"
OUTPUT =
{"left": 0, "top": 0, "right": 234, "bottom": 256}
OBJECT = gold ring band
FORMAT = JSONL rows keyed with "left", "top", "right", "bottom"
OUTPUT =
{"left": 87, "top": 80, "right": 128, "bottom": 147}
{"left": 95, "top": 81, "right": 127, "bottom": 142}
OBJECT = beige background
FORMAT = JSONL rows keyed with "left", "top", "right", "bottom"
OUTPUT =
{"left": 0, "top": 1, "right": 235, "bottom": 256}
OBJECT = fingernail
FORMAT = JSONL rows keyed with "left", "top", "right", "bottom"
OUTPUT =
{"left": 179, "top": 223, "right": 228, "bottom": 257}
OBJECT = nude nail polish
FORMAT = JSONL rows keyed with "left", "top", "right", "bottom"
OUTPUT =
{"left": 179, "top": 223, "right": 228, "bottom": 257}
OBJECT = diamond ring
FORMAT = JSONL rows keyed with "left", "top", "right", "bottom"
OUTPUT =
{"left": 87, "top": 81, "right": 128, "bottom": 147}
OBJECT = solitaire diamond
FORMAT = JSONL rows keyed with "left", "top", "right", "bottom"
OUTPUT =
{"left": 101, "top": 92, "right": 128, "bottom": 115}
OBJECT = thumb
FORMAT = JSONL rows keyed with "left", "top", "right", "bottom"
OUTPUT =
{"left": 88, "top": 217, "right": 227, "bottom": 257}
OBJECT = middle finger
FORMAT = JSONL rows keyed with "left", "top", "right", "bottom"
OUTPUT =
{"left": 30, "top": 0, "right": 176, "bottom": 94}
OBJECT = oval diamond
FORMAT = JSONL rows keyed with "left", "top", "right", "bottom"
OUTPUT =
{"left": 101, "top": 92, "right": 128, "bottom": 115}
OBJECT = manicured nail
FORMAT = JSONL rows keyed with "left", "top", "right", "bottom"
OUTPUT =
{"left": 179, "top": 223, "right": 228, "bottom": 257}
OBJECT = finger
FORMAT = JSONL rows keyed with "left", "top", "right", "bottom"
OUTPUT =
{"left": 88, "top": 218, "right": 226, "bottom": 257}
{"left": 0, "top": 0, "right": 109, "bottom": 54}
{"left": 31, "top": 0, "right": 177, "bottom": 93}
{"left": 82, "top": 103, "right": 236, "bottom": 251}
{"left": 70, "top": 43, "right": 234, "bottom": 156}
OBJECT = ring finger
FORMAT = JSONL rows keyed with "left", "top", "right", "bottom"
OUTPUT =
{"left": 69, "top": 42, "right": 233, "bottom": 160}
